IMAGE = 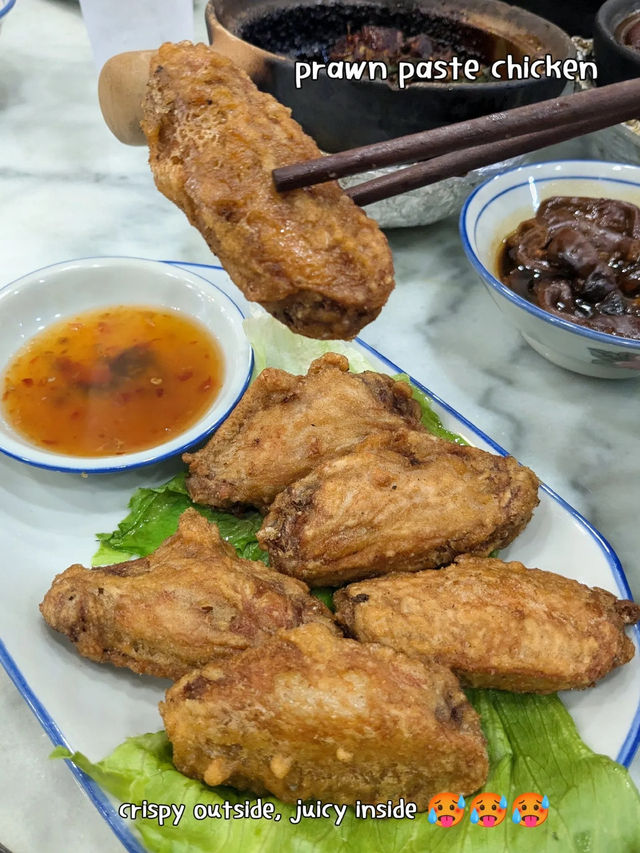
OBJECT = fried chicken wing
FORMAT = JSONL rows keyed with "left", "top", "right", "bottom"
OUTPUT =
{"left": 141, "top": 42, "right": 394, "bottom": 340}
{"left": 335, "top": 555, "right": 640, "bottom": 693}
{"left": 184, "top": 353, "right": 426, "bottom": 512}
{"left": 40, "top": 509, "right": 336, "bottom": 680}
{"left": 160, "top": 623, "right": 488, "bottom": 808}
{"left": 257, "top": 430, "right": 539, "bottom": 586}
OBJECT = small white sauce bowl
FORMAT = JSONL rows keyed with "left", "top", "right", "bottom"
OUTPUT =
{"left": 460, "top": 160, "right": 640, "bottom": 378}
{"left": 0, "top": 257, "right": 253, "bottom": 472}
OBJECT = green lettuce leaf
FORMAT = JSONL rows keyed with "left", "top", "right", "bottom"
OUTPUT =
{"left": 392, "top": 373, "right": 467, "bottom": 445}
{"left": 55, "top": 690, "right": 640, "bottom": 852}
{"left": 94, "top": 473, "right": 266, "bottom": 566}
{"left": 244, "top": 314, "right": 379, "bottom": 376}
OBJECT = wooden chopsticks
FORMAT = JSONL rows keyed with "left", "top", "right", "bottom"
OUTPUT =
{"left": 344, "top": 117, "right": 602, "bottom": 206}
{"left": 272, "top": 79, "right": 640, "bottom": 206}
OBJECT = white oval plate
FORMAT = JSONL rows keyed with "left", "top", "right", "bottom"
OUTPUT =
{"left": 0, "top": 262, "right": 638, "bottom": 853}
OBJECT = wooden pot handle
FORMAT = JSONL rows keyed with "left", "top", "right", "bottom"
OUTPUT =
{"left": 98, "top": 50, "right": 154, "bottom": 145}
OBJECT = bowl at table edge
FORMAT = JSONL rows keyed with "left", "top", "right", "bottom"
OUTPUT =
{"left": 460, "top": 160, "right": 640, "bottom": 379}
{"left": 0, "top": 257, "right": 253, "bottom": 473}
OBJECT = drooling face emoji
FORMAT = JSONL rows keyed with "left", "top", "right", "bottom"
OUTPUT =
{"left": 427, "top": 793, "right": 466, "bottom": 827}
{"left": 512, "top": 793, "right": 549, "bottom": 827}
{"left": 469, "top": 793, "right": 507, "bottom": 827}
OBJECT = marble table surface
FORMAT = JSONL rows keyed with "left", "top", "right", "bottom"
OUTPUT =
{"left": 1, "top": 1, "right": 640, "bottom": 851}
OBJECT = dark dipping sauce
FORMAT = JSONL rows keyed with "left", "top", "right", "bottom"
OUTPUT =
{"left": 499, "top": 196, "right": 640, "bottom": 340}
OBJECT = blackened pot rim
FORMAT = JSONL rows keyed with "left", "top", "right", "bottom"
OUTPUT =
{"left": 205, "top": 0, "right": 576, "bottom": 94}
{"left": 596, "top": 0, "right": 640, "bottom": 67}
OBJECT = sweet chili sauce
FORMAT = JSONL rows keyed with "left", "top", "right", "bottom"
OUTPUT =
{"left": 2, "top": 306, "right": 224, "bottom": 456}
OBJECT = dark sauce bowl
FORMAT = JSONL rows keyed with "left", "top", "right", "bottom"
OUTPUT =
{"left": 460, "top": 160, "right": 640, "bottom": 378}
{"left": 594, "top": 0, "right": 640, "bottom": 87}
{"left": 205, "top": 0, "right": 575, "bottom": 151}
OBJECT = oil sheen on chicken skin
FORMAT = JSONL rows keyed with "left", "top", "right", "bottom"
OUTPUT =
{"left": 257, "top": 430, "right": 540, "bottom": 586}
{"left": 39, "top": 510, "right": 336, "bottom": 680}
{"left": 185, "top": 353, "right": 426, "bottom": 512}
{"left": 141, "top": 42, "right": 394, "bottom": 340}
{"left": 335, "top": 556, "right": 640, "bottom": 693}
{"left": 160, "top": 623, "right": 488, "bottom": 808}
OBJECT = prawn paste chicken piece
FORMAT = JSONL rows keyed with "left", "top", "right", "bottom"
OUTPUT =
{"left": 185, "top": 353, "right": 425, "bottom": 512}
{"left": 334, "top": 556, "right": 640, "bottom": 693}
{"left": 258, "top": 430, "right": 540, "bottom": 586}
{"left": 141, "top": 42, "right": 394, "bottom": 340}
{"left": 40, "top": 510, "right": 336, "bottom": 680}
{"left": 161, "top": 623, "right": 488, "bottom": 808}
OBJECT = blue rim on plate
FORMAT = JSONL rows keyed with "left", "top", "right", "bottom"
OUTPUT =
{"left": 0, "top": 258, "right": 254, "bottom": 474}
{"left": 0, "top": 0, "right": 16, "bottom": 19}
{"left": 0, "top": 639, "right": 147, "bottom": 853}
{"left": 460, "top": 159, "right": 640, "bottom": 351}
{"left": 1, "top": 261, "right": 639, "bottom": 852}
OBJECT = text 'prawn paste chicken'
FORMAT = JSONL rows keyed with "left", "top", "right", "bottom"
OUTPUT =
{"left": 160, "top": 623, "right": 489, "bottom": 808}
{"left": 40, "top": 509, "right": 336, "bottom": 680}
{"left": 499, "top": 196, "right": 640, "bottom": 339}
{"left": 184, "top": 353, "right": 425, "bottom": 512}
{"left": 258, "top": 429, "right": 539, "bottom": 586}
{"left": 141, "top": 42, "right": 394, "bottom": 340}
{"left": 335, "top": 556, "right": 640, "bottom": 693}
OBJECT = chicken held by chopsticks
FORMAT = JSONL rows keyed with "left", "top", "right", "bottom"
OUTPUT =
{"left": 161, "top": 623, "right": 488, "bottom": 808}
{"left": 334, "top": 555, "right": 640, "bottom": 693}
{"left": 40, "top": 509, "right": 337, "bottom": 680}
{"left": 258, "top": 430, "right": 540, "bottom": 586}
{"left": 185, "top": 352, "right": 426, "bottom": 512}
{"left": 141, "top": 42, "right": 394, "bottom": 340}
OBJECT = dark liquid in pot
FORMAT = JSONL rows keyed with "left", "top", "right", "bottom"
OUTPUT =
{"left": 235, "top": 3, "right": 503, "bottom": 67}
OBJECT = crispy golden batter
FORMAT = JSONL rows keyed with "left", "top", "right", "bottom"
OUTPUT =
{"left": 40, "top": 509, "right": 336, "bottom": 680}
{"left": 335, "top": 555, "right": 640, "bottom": 693}
{"left": 141, "top": 42, "right": 394, "bottom": 340}
{"left": 185, "top": 353, "right": 426, "bottom": 511}
{"left": 258, "top": 430, "right": 539, "bottom": 586}
{"left": 160, "top": 623, "right": 488, "bottom": 808}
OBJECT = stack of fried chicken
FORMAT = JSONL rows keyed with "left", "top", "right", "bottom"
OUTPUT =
{"left": 41, "top": 353, "right": 640, "bottom": 809}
